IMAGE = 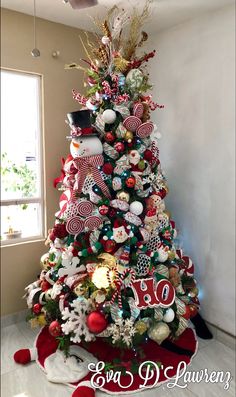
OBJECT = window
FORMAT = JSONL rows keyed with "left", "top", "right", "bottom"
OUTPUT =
{"left": 1, "top": 69, "right": 44, "bottom": 244}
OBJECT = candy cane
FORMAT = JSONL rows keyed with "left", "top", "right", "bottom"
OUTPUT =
{"left": 109, "top": 268, "right": 136, "bottom": 308}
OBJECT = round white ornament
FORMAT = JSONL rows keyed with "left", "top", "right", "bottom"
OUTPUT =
{"left": 163, "top": 308, "right": 175, "bottom": 323}
{"left": 102, "top": 109, "right": 116, "bottom": 124}
{"left": 126, "top": 69, "right": 144, "bottom": 91}
{"left": 101, "top": 36, "right": 110, "bottom": 45}
{"left": 129, "top": 201, "right": 144, "bottom": 216}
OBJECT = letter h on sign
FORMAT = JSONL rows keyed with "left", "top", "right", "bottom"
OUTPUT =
{"left": 131, "top": 278, "right": 175, "bottom": 310}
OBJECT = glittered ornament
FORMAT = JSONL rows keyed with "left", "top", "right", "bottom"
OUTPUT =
{"left": 144, "top": 149, "right": 153, "bottom": 161}
{"left": 148, "top": 322, "right": 170, "bottom": 345}
{"left": 104, "top": 239, "right": 117, "bottom": 253}
{"left": 114, "top": 142, "right": 125, "bottom": 153}
{"left": 125, "top": 176, "right": 136, "bottom": 188}
{"left": 138, "top": 160, "right": 145, "bottom": 171}
{"left": 33, "top": 303, "right": 42, "bottom": 315}
{"left": 116, "top": 190, "right": 130, "bottom": 203}
{"left": 86, "top": 311, "right": 108, "bottom": 334}
{"left": 102, "top": 109, "right": 116, "bottom": 124}
{"left": 102, "top": 163, "right": 113, "bottom": 175}
{"left": 124, "top": 131, "right": 134, "bottom": 143}
{"left": 49, "top": 321, "right": 61, "bottom": 337}
{"left": 135, "top": 320, "right": 148, "bottom": 335}
{"left": 129, "top": 201, "right": 143, "bottom": 216}
{"left": 104, "top": 132, "right": 116, "bottom": 143}
{"left": 163, "top": 308, "right": 175, "bottom": 323}
{"left": 99, "top": 204, "right": 109, "bottom": 216}
{"left": 74, "top": 283, "right": 88, "bottom": 296}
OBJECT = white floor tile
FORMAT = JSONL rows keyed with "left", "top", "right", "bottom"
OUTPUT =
{"left": 1, "top": 324, "right": 30, "bottom": 376}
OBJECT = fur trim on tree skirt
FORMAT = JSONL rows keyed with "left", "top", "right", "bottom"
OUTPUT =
{"left": 14, "top": 326, "right": 198, "bottom": 396}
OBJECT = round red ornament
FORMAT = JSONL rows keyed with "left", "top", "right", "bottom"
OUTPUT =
{"left": 102, "top": 163, "right": 113, "bottom": 175}
{"left": 99, "top": 205, "right": 109, "bottom": 216}
{"left": 104, "top": 239, "right": 116, "bottom": 253}
{"left": 144, "top": 149, "right": 152, "bottom": 161}
{"left": 104, "top": 132, "right": 115, "bottom": 143}
{"left": 86, "top": 311, "right": 108, "bottom": 334}
{"left": 125, "top": 176, "right": 136, "bottom": 188}
{"left": 33, "top": 303, "right": 42, "bottom": 315}
{"left": 49, "top": 321, "right": 61, "bottom": 337}
{"left": 114, "top": 142, "right": 125, "bottom": 153}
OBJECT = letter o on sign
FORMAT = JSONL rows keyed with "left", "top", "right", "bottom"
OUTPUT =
{"left": 156, "top": 279, "right": 175, "bottom": 308}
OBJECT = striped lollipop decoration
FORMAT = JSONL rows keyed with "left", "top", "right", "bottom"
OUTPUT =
{"left": 55, "top": 189, "right": 72, "bottom": 218}
{"left": 84, "top": 216, "right": 102, "bottom": 231}
{"left": 77, "top": 200, "right": 94, "bottom": 217}
{"left": 133, "top": 102, "right": 144, "bottom": 118}
{"left": 123, "top": 116, "right": 142, "bottom": 132}
{"left": 66, "top": 216, "right": 84, "bottom": 235}
{"left": 136, "top": 121, "right": 154, "bottom": 138}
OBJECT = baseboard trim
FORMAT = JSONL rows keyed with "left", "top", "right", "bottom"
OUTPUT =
{"left": 1, "top": 309, "right": 28, "bottom": 328}
{"left": 205, "top": 320, "right": 235, "bottom": 350}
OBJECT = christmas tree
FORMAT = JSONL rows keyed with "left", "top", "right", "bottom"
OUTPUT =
{"left": 17, "top": 3, "right": 212, "bottom": 395}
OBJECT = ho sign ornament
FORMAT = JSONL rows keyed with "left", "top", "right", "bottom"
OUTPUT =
{"left": 131, "top": 278, "right": 175, "bottom": 310}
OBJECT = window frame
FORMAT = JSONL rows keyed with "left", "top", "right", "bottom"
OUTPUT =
{"left": 0, "top": 67, "right": 46, "bottom": 246}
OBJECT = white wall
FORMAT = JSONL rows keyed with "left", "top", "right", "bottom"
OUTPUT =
{"left": 149, "top": 4, "right": 235, "bottom": 335}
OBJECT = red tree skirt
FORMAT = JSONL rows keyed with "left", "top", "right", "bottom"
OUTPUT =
{"left": 27, "top": 326, "right": 198, "bottom": 396}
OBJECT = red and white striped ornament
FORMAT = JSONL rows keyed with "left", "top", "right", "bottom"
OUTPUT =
{"left": 55, "top": 189, "right": 72, "bottom": 218}
{"left": 136, "top": 122, "right": 154, "bottom": 138}
{"left": 123, "top": 116, "right": 142, "bottom": 132}
{"left": 176, "top": 250, "right": 195, "bottom": 276}
{"left": 66, "top": 216, "right": 84, "bottom": 235}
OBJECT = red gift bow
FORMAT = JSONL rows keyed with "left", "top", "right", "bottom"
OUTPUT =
{"left": 73, "top": 154, "right": 111, "bottom": 199}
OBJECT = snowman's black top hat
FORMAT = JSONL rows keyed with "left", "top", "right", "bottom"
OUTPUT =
{"left": 67, "top": 109, "right": 95, "bottom": 136}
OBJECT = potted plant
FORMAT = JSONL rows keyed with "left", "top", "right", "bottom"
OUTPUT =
{"left": 1, "top": 152, "right": 37, "bottom": 240}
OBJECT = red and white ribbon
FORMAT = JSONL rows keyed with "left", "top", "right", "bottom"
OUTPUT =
{"left": 73, "top": 154, "right": 111, "bottom": 199}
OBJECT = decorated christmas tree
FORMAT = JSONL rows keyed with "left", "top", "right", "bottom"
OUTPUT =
{"left": 14, "top": 3, "right": 212, "bottom": 396}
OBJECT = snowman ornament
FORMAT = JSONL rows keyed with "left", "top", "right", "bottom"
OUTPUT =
{"left": 70, "top": 136, "right": 103, "bottom": 159}
{"left": 68, "top": 109, "right": 103, "bottom": 159}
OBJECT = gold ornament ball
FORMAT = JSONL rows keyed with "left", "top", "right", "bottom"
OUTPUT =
{"left": 74, "top": 283, "right": 88, "bottom": 296}
{"left": 168, "top": 251, "right": 176, "bottom": 261}
{"left": 135, "top": 320, "right": 148, "bottom": 335}
{"left": 148, "top": 322, "right": 170, "bottom": 345}
{"left": 117, "top": 191, "right": 130, "bottom": 203}
{"left": 124, "top": 131, "right": 133, "bottom": 143}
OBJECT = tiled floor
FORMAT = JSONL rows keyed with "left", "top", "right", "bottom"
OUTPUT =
{"left": 1, "top": 321, "right": 235, "bottom": 397}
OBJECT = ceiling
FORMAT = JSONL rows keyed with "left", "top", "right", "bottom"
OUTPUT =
{"left": 1, "top": 0, "right": 235, "bottom": 33}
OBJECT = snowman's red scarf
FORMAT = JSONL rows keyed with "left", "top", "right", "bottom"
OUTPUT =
{"left": 73, "top": 154, "right": 111, "bottom": 199}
